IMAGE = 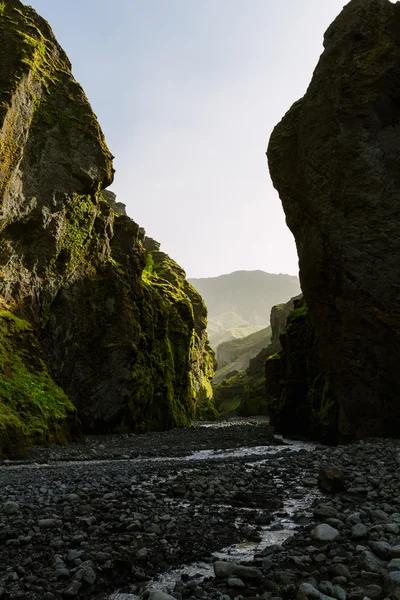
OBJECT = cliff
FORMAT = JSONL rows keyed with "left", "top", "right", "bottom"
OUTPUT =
{"left": 267, "top": 0, "right": 400, "bottom": 440}
{"left": 0, "top": 0, "right": 215, "bottom": 454}
{"left": 265, "top": 298, "right": 336, "bottom": 443}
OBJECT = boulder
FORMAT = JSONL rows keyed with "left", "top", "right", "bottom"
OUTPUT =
{"left": 311, "top": 524, "right": 340, "bottom": 542}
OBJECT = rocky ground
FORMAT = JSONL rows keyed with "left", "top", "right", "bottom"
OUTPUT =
{"left": 0, "top": 421, "right": 399, "bottom": 600}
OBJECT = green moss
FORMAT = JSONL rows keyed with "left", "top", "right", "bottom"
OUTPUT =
{"left": 0, "top": 2, "right": 5, "bottom": 16}
{"left": 265, "top": 297, "right": 338, "bottom": 442}
{"left": 0, "top": 309, "right": 75, "bottom": 457}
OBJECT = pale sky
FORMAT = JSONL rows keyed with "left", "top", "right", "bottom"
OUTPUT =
{"left": 28, "top": 0, "right": 350, "bottom": 278}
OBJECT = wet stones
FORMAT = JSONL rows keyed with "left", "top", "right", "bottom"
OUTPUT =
{"left": 318, "top": 468, "right": 344, "bottom": 494}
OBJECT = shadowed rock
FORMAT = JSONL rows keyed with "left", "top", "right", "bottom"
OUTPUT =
{"left": 0, "top": 0, "right": 215, "bottom": 452}
{"left": 267, "top": 0, "right": 400, "bottom": 440}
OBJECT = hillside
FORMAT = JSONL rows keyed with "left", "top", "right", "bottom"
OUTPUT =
{"left": 213, "top": 325, "right": 272, "bottom": 384}
{"left": 189, "top": 271, "right": 300, "bottom": 349}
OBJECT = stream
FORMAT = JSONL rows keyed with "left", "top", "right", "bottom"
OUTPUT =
{"left": 108, "top": 433, "right": 317, "bottom": 600}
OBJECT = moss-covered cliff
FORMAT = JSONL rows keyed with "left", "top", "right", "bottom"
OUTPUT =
{"left": 0, "top": 0, "right": 215, "bottom": 453}
{"left": 266, "top": 298, "right": 337, "bottom": 443}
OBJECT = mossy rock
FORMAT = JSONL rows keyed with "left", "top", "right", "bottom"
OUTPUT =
{"left": 266, "top": 298, "right": 338, "bottom": 443}
{"left": 0, "top": 309, "right": 76, "bottom": 457}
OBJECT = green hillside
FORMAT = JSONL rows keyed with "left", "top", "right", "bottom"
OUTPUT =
{"left": 214, "top": 325, "right": 272, "bottom": 384}
{"left": 189, "top": 271, "right": 300, "bottom": 351}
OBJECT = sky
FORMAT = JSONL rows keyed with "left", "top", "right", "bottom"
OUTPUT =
{"left": 27, "top": 0, "right": 350, "bottom": 278}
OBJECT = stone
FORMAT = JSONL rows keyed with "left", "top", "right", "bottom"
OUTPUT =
{"left": 214, "top": 562, "right": 235, "bottom": 578}
{"left": 311, "top": 524, "right": 340, "bottom": 542}
{"left": 318, "top": 468, "right": 344, "bottom": 493}
{"left": 352, "top": 524, "right": 369, "bottom": 539}
{"left": 384, "top": 571, "right": 400, "bottom": 593}
{"left": 362, "top": 585, "right": 383, "bottom": 600}
{"left": 319, "top": 582, "right": 346, "bottom": 600}
{"left": 388, "top": 560, "right": 400, "bottom": 573}
{"left": 38, "top": 519, "right": 59, "bottom": 530}
{"left": 63, "top": 580, "right": 82, "bottom": 597}
{"left": 148, "top": 592, "right": 177, "bottom": 600}
{"left": 2, "top": 501, "right": 20, "bottom": 515}
{"left": 297, "top": 582, "right": 336, "bottom": 600}
{"left": 369, "top": 541, "right": 392, "bottom": 560}
{"left": 267, "top": 0, "right": 400, "bottom": 440}
{"left": 228, "top": 578, "right": 245, "bottom": 588}
{"left": 358, "top": 551, "right": 386, "bottom": 574}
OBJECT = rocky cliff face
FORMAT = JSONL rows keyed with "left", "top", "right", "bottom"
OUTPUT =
{"left": 267, "top": 0, "right": 400, "bottom": 440}
{"left": 214, "top": 296, "right": 298, "bottom": 417}
{"left": 0, "top": 0, "right": 215, "bottom": 453}
{"left": 266, "top": 298, "right": 337, "bottom": 443}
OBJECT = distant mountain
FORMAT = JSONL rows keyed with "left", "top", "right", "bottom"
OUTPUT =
{"left": 189, "top": 270, "right": 301, "bottom": 349}
{"left": 213, "top": 325, "right": 272, "bottom": 385}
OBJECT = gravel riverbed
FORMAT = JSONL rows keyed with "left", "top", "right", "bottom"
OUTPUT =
{"left": 0, "top": 421, "right": 399, "bottom": 600}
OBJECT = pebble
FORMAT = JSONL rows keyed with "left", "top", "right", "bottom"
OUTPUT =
{"left": 0, "top": 423, "right": 399, "bottom": 600}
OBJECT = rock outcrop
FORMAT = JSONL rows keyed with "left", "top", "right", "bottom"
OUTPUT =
{"left": 0, "top": 0, "right": 215, "bottom": 453}
{"left": 267, "top": 0, "right": 400, "bottom": 440}
{"left": 266, "top": 298, "right": 337, "bottom": 443}
{"left": 214, "top": 296, "right": 298, "bottom": 417}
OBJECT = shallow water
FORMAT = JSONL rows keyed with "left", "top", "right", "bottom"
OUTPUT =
{"left": 0, "top": 441, "right": 313, "bottom": 471}
{"left": 110, "top": 437, "right": 317, "bottom": 600}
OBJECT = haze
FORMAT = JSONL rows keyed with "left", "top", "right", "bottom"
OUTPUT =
{"left": 28, "top": 0, "right": 352, "bottom": 278}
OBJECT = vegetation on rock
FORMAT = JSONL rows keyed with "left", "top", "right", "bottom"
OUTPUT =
{"left": 266, "top": 298, "right": 338, "bottom": 443}
{"left": 0, "top": 0, "right": 215, "bottom": 453}
{"left": 214, "top": 325, "right": 271, "bottom": 385}
{"left": 0, "top": 305, "right": 76, "bottom": 457}
{"left": 214, "top": 296, "right": 298, "bottom": 418}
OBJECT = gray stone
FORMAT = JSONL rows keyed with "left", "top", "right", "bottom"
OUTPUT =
{"left": 213, "top": 561, "right": 235, "bottom": 578}
{"left": 389, "top": 560, "right": 400, "bottom": 572}
{"left": 227, "top": 578, "right": 245, "bottom": 588}
{"left": 38, "top": 519, "right": 59, "bottom": 529}
{"left": 63, "top": 580, "right": 82, "bottom": 597}
{"left": 2, "top": 501, "right": 20, "bottom": 515}
{"left": 358, "top": 551, "right": 386, "bottom": 574}
{"left": 311, "top": 524, "right": 340, "bottom": 542}
{"left": 369, "top": 541, "right": 392, "bottom": 561}
{"left": 352, "top": 524, "right": 368, "bottom": 539}
{"left": 297, "top": 582, "right": 336, "bottom": 600}
{"left": 384, "top": 571, "right": 400, "bottom": 593}
{"left": 148, "top": 592, "right": 177, "bottom": 600}
{"left": 362, "top": 585, "right": 383, "bottom": 600}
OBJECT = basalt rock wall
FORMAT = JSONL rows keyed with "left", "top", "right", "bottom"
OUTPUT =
{"left": 267, "top": 0, "right": 400, "bottom": 440}
{"left": 0, "top": 0, "right": 215, "bottom": 452}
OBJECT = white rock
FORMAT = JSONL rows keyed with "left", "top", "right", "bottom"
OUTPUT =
{"left": 311, "top": 524, "right": 340, "bottom": 542}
